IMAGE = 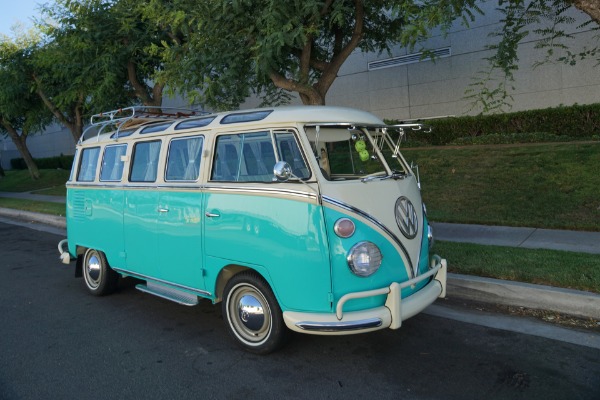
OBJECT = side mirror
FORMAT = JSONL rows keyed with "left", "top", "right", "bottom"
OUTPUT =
{"left": 273, "top": 161, "right": 292, "bottom": 182}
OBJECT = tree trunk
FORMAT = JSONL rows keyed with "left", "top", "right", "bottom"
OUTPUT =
{"left": 0, "top": 163, "right": 5, "bottom": 178}
{"left": 268, "top": 0, "right": 364, "bottom": 106}
{"left": 570, "top": 0, "right": 600, "bottom": 24}
{"left": 299, "top": 91, "right": 326, "bottom": 106}
{"left": 0, "top": 120, "right": 40, "bottom": 180}
{"left": 128, "top": 59, "right": 164, "bottom": 107}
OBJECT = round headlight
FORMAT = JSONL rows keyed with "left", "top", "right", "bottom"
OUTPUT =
{"left": 347, "top": 241, "right": 382, "bottom": 277}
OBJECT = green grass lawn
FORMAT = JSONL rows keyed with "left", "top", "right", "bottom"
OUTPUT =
{"left": 434, "top": 241, "right": 600, "bottom": 294}
{"left": 0, "top": 198, "right": 66, "bottom": 216}
{"left": 0, "top": 169, "right": 69, "bottom": 194}
{"left": 403, "top": 142, "right": 600, "bottom": 231}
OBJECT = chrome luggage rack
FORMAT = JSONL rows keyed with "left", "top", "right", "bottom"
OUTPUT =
{"left": 78, "top": 106, "right": 207, "bottom": 144}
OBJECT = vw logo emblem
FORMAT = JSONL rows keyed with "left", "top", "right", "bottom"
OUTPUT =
{"left": 395, "top": 197, "right": 418, "bottom": 239}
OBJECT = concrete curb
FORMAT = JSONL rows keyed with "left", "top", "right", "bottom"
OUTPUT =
{"left": 0, "top": 207, "right": 66, "bottom": 229}
{"left": 447, "top": 273, "right": 600, "bottom": 320}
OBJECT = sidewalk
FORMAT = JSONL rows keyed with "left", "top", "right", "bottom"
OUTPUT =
{"left": 1, "top": 191, "right": 599, "bottom": 321}
{"left": 432, "top": 222, "right": 600, "bottom": 255}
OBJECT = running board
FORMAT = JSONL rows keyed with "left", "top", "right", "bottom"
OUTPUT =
{"left": 136, "top": 281, "right": 199, "bottom": 306}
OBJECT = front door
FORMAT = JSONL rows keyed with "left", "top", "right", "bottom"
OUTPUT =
{"left": 124, "top": 140, "right": 162, "bottom": 277}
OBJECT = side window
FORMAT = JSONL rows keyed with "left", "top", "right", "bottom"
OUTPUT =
{"left": 211, "top": 132, "right": 275, "bottom": 182}
{"left": 100, "top": 144, "right": 127, "bottom": 182}
{"left": 68, "top": 149, "right": 79, "bottom": 182}
{"left": 77, "top": 147, "right": 100, "bottom": 182}
{"left": 166, "top": 136, "right": 204, "bottom": 181}
{"left": 275, "top": 132, "right": 310, "bottom": 179}
{"left": 130, "top": 140, "right": 161, "bottom": 182}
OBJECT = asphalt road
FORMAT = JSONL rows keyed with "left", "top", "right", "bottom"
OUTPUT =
{"left": 1, "top": 222, "right": 599, "bottom": 400}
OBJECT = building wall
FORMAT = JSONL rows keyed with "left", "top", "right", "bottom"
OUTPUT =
{"left": 325, "top": 2, "right": 600, "bottom": 121}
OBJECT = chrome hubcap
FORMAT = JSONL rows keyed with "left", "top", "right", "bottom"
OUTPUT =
{"left": 85, "top": 252, "right": 102, "bottom": 289}
{"left": 227, "top": 283, "right": 272, "bottom": 345}
{"left": 237, "top": 294, "right": 265, "bottom": 331}
{"left": 87, "top": 255, "right": 101, "bottom": 281}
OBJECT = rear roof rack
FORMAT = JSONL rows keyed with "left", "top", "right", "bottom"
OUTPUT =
{"left": 79, "top": 106, "right": 207, "bottom": 144}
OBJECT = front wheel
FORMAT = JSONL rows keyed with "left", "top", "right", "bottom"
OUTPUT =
{"left": 222, "top": 271, "right": 288, "bottom": 354}
{"left": 82, "top": 249, "right": 119, "bottom": 296}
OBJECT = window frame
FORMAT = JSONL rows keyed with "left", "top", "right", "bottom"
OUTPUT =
{"left": 209, "top": 129, "right": 311, "bottom": 183}
{"left": 165, "top": 135, "right": 204, "bottom": 182}
{"left": 99, "top": 143, "right": 128, "bottom": 182}
{"left": 76, "top": 146, "right": 101, "bottom": 182}
{"left": 129, "top": 140, "right": 162, "bottom": 183}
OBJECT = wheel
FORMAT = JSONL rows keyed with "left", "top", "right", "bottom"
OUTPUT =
{"left": 82, "top": 248, "right": 119, "bottom": 296}
{"left": 222, "top": 271, "right": 288, "bottom": 354}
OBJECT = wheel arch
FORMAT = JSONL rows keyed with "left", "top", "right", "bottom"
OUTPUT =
{"left": 74, "top": 245, "right": 118, "bottom": 278}
{"left": 213, "top": 264, "right": 276, "bottom": 305}
{"left": 74, "top": 245, "right": 89, "bottom": 278}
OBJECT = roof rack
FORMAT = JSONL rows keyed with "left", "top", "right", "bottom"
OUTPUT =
{"left": 78, "top": 106, "right": 207, "bottom": 144}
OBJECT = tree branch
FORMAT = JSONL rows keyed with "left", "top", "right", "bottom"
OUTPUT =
{"left": 32, "top": 74, "right": 76, "bottom": 134}
{"left": 128, "top": 59, "right": 163, "bottom": 107}
{"left": 314, "top": 0, "right": 364, "bottom": 97}
{"left": 268, "top": 69, "right": 322, "bottom": 104}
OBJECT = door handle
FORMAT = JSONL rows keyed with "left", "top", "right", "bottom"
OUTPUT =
{"left": 205, "top": 212, "right": 220, "bottom": 218}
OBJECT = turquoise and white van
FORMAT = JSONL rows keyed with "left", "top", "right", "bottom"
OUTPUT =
{"left": 58, "top": 106, "right": 446, "bottom": 354}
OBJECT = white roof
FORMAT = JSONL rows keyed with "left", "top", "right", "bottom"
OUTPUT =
{"left": 79, "top": 106, "right": 386, "bottom": 145}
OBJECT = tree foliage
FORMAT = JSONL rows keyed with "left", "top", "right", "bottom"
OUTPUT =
{"left": 0, "top": 31, "right": 53, "bottom": 179}
{"left": 142, "top": 0, "right": 481, "bottom": 109}
{"left": 34, "top": 0, "right": 145, "bottom": 141}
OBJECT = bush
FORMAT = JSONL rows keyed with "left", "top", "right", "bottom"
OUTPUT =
{"left": 10, "top": 158, "right": 27, "bottom": 170}
{"left": 10, "top": 154, "right": 74, "bottom": 170}
{"left": 448, "top": 132, "right": 585, "bottom": 146}
{"left": 386, "top": 103, "right": 600, "bottom": 146}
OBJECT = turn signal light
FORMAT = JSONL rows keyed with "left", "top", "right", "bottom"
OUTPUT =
{"left": 334, "top": 218, "right": 355, "bottom": 238}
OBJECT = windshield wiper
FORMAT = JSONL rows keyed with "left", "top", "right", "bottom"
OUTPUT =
{"left": 361, "top": 170, "right": 407, "bottom": 183}
{"left": 387, "top": 170, "right": 408, "bottom": 180}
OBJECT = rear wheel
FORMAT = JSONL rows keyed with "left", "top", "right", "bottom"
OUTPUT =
{"left": 82, "top": 249, "right": 118, "bottom": 296}
{"left": 222, "top": 271, "right": 288, "bottom": 354}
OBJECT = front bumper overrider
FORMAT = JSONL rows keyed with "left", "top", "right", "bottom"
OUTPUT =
{"left": 283, "top": 255, "right": 447, "bottom": 334}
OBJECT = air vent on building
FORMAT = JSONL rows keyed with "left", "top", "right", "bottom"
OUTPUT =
{"left": 368, "top": 47, "right": 451, "bottom": 71}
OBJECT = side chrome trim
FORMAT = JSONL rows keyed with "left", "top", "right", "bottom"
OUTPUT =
{"left": 66, "top": 183, "right": 318, "bottom": 201}
{"left": 296, "top": 318, "right": 383, "bottom": 332}
{"left": 67, "top": 183, "right": 203, "bottom": 190}
{"left": 322, "top": 195, "right": 414, "bottom": 277}
{"left": 113, "top": 267, "right": 212, "bottom": 297}
{"left": 205, "top": 185, "right": 319, "bottom": 201}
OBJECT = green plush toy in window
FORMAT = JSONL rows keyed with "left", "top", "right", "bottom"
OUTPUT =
{"left": 354, "top": 140, "right": 370, "bottom": 161}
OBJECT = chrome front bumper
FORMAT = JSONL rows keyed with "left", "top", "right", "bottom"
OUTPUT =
{"left": 283, "top": 256, "right": 447, "bottom": 335}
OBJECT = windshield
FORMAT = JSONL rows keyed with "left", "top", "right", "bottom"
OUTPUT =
{"left": 305, "top": 125, "right": 410, "bottom": 181}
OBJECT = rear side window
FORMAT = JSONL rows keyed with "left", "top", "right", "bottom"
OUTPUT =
{"left": 68, "top": 149, "right": 79, "bottom": 182}
{"left": 77, "top": 147, "right": 100, "bottom": 182}
{"left": 166, "top": 136, "right": 204, "bottom": 181}
{"left": 130, "top": 140, "right": 161, "bottom": 182}
{"left": 100, "top": 144, "right": 127, "bottom": 182}
{"left": 211, "top": 132, "right": 275, "bottom": 182}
